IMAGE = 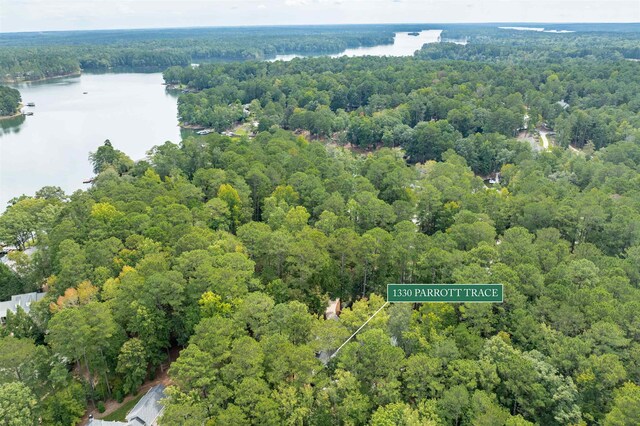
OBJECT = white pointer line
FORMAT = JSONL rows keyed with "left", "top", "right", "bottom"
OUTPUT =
{"left": 330, "top": 301, "right": 390, "bottom": 359}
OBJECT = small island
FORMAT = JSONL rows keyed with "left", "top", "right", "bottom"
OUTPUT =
{"left": 0, "top": 85, "right": 22, "bottom": 120}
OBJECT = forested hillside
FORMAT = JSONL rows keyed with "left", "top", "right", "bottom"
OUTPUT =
{"left": 167, "top": 34, "right": 640, "bottom": 159}
{"left": 1, "top": 126, "right": 640, "bottom": 424}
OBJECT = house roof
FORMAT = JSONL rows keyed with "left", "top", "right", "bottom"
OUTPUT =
{"left": 125, "top": 385, "right": 166, "bottom": 426}
{"left": 325, "top": 298, "right": 341, "bottom": 320}
{"left": 0, "top": 292, "right": 46, "bottom": 319}
{"left": 1, "top": 247, "right": 37, "bottom": 270}
{"left": 88, "top": 420, "right": 127, "bottom": 426}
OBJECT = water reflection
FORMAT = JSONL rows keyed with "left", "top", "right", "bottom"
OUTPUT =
{"left": 0, "top": 115, "right": 25, "bottom": 136}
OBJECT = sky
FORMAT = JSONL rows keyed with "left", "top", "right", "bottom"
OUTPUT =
{"left": 0, "top": 0, "right": 638, "bottom": 33}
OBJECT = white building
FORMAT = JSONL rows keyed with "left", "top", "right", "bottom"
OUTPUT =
{"left": 0, "top": 292, "right": 46, "bottom": 323}
{"left": 87, "top": 385, "right": 166, "bottom": 426}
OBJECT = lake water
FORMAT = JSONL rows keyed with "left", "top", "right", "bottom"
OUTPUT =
{"left": 499, "top": 26, "right": 575, "bottom": 33}
{"left": 271, "top": 30, "right": 443, "bottom": 61}
{"left": 0, "top": 73, "right": 183, "bottom": 208}
{"left": 1, "top": 30, "right": 447, "bottom": 208}
{"left": 331, "top": 30, "right": 443, "bottom": 58}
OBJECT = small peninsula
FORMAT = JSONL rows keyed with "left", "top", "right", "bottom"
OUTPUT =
{"left": 0, "top": 85, "right": 22, "bottom": 119}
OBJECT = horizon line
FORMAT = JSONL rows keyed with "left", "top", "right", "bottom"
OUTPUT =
{"left": 1, "top": 21, "right": 639, "bottom": 36}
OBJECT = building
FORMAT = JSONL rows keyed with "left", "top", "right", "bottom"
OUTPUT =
{"left": 88, "top": 385, "right": 166, "bottom": 426}
{"left": 0, "top": 292, "right": 46, "bottom": 323}
{"left": 317, "top": 298, "right": 342, "bottom": 365}
{"left": 1, "top": 246, "right": 37, "bottom": 271}
{"left": 325, "top": 298, "right": 341, "bottom": 320}
{"left": 126, "top": 385, "right": 166, "bottom": 426}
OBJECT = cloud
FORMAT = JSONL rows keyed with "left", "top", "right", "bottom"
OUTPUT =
{"left": 1, "top": 0, "right": 639, "bottom": 32}
{"left": 284, "top": 0, "right": 362, "bottom": 5}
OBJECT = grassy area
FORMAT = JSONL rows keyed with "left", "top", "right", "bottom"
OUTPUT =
{"left": 100, "top": 393, "right": 144, "bottom": 422}
{"left": 233, "top": 126, "right": 249, "bottom": 136}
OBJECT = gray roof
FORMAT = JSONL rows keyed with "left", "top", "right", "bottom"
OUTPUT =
{"left": 125, "top": 385, "right": 166, "bottom": 426}
{"left": 88, "top": 421, "right": 127, "bottom": 426}
{"left": 0, "top": 292, "right": 46, "bottom": 319}
{"left": 1, "top": 247, "right": 36, "bottom": 271}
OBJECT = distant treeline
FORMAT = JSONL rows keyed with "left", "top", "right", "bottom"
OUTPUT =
{"left": 3, "top": 24, "right": 640, "bottom": 82}
{"left": 437, "top": 25, "right": 640, "bottom": 60}
{"left": 0, "top": 25, "right": 422, "bottom": 82}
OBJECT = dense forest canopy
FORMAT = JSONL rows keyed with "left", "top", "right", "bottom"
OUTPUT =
{"left": 2, "top": 126, "right": 640, "bottom": 424}
{"left": 166, "top": 35, "right": 640, "bottom": 167}
{"left": 0, "top": 85, "right": 21, "bottom": 117}
{"left": 1, "top": 24, "right": 640, "bottom": 426}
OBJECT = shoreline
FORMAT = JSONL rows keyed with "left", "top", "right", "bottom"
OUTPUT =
{"left": 0, "top": 103, "right": 24, "bottom": 121}
{"left": 2, "top": 71, "right": 81, "bottom": 85}
{"left": 180, "top": 122, "right": 206, "bottom": 130}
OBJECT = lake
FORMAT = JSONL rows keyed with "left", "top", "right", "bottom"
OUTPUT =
{"left": 331, "top": 30, "right": 443, "bottom": 58}
{"left": 1, "top": 30, "right": 447, "bottom": 208}
{"left": 0, "top": 73, "right": 183, "bottom": 208}
{"left": 271, "top": 30, "right": 443, "bottom": 61}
